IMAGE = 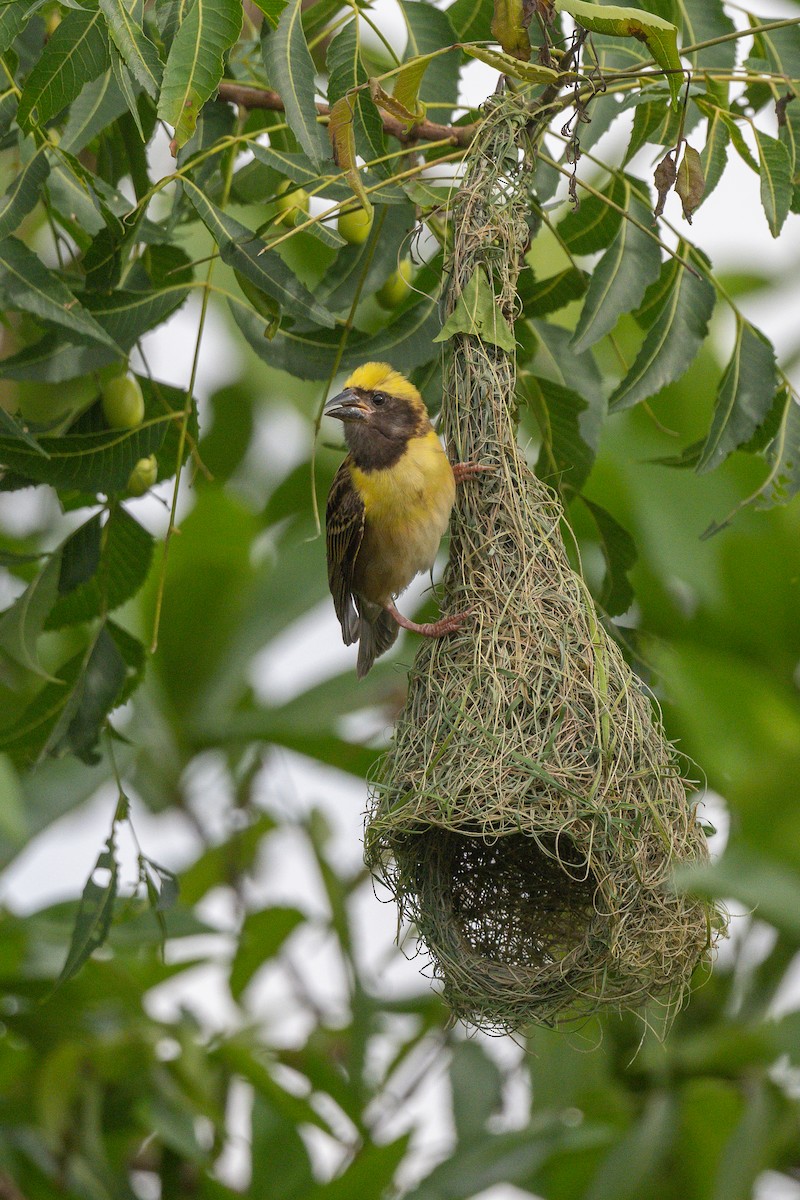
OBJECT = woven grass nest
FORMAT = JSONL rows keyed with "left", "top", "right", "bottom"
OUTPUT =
{"left": 364, "top": 95, "right": 725, "bottom": 1033}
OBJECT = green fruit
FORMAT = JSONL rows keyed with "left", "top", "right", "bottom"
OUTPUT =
{"left": 376, "top": 259, "right": 414, "bottom": 309}
{"left": 126, "top": 455, "right": 158, "bottom": 496}
{"left": 337, "top": 206, "right": 373, "bottom": 245}
{"left": 274, "top": 181, "right": 309, "bottom": 227}
{"left": 101, "top": 375, "right": 145, "bottom": 430}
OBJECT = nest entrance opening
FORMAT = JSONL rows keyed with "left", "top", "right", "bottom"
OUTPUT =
{"left": 413, "top": 829, "right": 600, "bottom": 972}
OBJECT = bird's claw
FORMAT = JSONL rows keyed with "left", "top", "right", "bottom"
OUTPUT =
{"left": 452, "top": 461, "right": 495, "bottom": 485}
{"left": 386, "top": 602, "right": 473, "bottom": 639}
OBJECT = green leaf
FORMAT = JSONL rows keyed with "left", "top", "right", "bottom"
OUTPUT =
{"left": 180, "top": 813, "right": 276, "bottom": 905}
{"left": 46, "top": 507, "right": 155, "bottom": 629}
{"left": 53, "top": 624, "right": 127, "bottom": 764}
{"left": 406, "top": 1121, "right": 608, "bottom": 1200}
{"left": 80, "top": 284, "right": 191, "bottom": 352}
{"left": 0, "top": 645, "right": 83, "bottom": 765}
{"left": 524, "top": 375, "right": 594, "bottom": 494}
{"left": 0, "top": 552, "right": 62, "bottom": 679}
{"left": 676, "top": 0, "right": 736, "bottom": 69}
{"left": 61, "top": 68, "right": 130, "bottom": 153}
{"left": 306, "top": 1136, "right": 410, "bottom": 1200}
{"left": 571, "top": 186, "right": 662, "bottom": 353}
{"left": 700, "top": 102, "right": 730, "bottom": 202}
{"left": 528, "top": 319, "right": 606, "bottom": 457}
{"left": 230, "top": 906, "right": 304, "bottom": 1000}
{"left": 0, "top": 236, "right": 120, "bottom": 352}
{"left": 554, "top": 0, "right": 683, "bottom": 108}
{"left": 433, "top": 266, "right": 516, "bottom": 350}
{"left": 248, "top": 144, "right": 404, "bottom": 204}
{"left": 462, "top": 45, "right": 559, "bottom": 85}
{"left": 326, "top": 21, "right": 387, "bottom": 173}
{"left": 327, "top": 97, "right": 372, "bottom": 217}
{"left": 249, "top": 1092, "right": 314, "bottom": 1198}
{"left": 45, "top": 160, "right": 106, "bottom": 241}
{"left": 0, "top": 87, "right": 16, "bottom": 141}
{"left": 0, "top": 143, "right": 49, "bottom": 240}
{"left": 250, "top": 0, "right": 288, "bottom": 28}
{"left": 184, "top": 181, "right": 335, "bottom": 328}
{"left": 155, "top": 0, "right": 190, "bottom": 49}
{"left": 557, "top": 174, "right": 627, "bottom": 255}
{"left": 157, "top": 0, "right": 242, "bottom": 150}
{"left": 754, "top": 127, "right": 792, "bottom": 238}
{"left": 17, "top": 7, "right": 110, "bottom": 131}
{"left": 0, "top": 0, "right": 42, "bottom": 56}
{"left": 522, "top": 266, "right": 588, "bottom": 317}
{"left": 56, "top": 832, "right": 119, "bottom": 986}
{"left": 389, "top": 56, "right": 433, "bottom": 127}
{"left": 450, "top": 1042, "right": 503, "bottom": 1143}
{"left": 109, "top": 41, "right": 147, "bottom": 141}
{"left": 712, "top": 1082, "right": 781, "bottom": 1200}
{"left": 583, "top": 1094, "right": 675, "bottom": 1200}
{"left": 0, "top": 620, "right": 132, "bottom": 769}
{"left": 750, "top": 19, "right": 800, "bottom": 93}
{"left": 608, "top": 252, "right": 715, "bottom": 412}
{"left": 700, "top": 388, "right": 800, "bottom": 535}
{"left": 0, "top": 404, "right": 49, "bottom": 452}
{"left": 582, "top": 498, "right": 637, "bottom": 616}
{"left": 446, "top": 0, "right": 493, "bottom": 40}
{"left": 700, "top": 102, "right": 758, "bottom": 174}
{"left": 758, "top": 390, "right": 800, "bottom": 510}
{"left": 623, "top": 90, "right": 682, "bottom": 164}
{"left": 400, "top": 1, "right": 460, "bottom": 107}
{"left": 0, "top": 334, "right": 120, "bottom": 384}
{"left": 0, "top": 413, "right": 173, "bottom": 494}
{"left": 262, "top": 0, "right": 328, "bottom": 165}
{"left": 98, "top": 0, "right": 163, "bottom": 100}
{"left": 233, "top": 265, "right": 441, "bottom": 379}
{"left": 697, "top": 320, "right": 778, "bottom": 473}
{"left": 57, "top": 515, "right": 102, "bottom": 598}
{"left": 108, "top": 619, "right": 146, "bottom": 706}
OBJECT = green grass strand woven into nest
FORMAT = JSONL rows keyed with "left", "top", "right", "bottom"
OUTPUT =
{"left": 365, "top": 94, "right": 725, "bottom": 1034}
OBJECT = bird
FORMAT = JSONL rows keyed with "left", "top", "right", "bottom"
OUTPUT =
{"left": 324, "top": 362, "right": 486, "bottom": 678}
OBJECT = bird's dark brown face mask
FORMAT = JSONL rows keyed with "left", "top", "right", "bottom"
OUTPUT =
{"left": 324, "top": 387, "right": 427, "bottom": 468}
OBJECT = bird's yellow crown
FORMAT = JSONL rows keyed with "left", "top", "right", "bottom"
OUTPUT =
{"left": 344, "top": 362, "right": 424, "bottom": 407}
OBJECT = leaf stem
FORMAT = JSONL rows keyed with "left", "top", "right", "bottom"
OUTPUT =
{"left": 149, "top": 111, "right": 244, "bottom": 653}
{"left": 683, "top": 16, "right": 800, "bottom": 57}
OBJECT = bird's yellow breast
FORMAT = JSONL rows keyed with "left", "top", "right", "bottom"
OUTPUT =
{"left": 349, "top": 430, "right": 455, "bottom": 603}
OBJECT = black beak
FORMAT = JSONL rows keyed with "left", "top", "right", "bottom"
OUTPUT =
{"left": 323, "top": 388, "right": 369, "bottom": 422}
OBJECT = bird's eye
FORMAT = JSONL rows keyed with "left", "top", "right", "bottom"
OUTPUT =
{"left": 373, "top": 392, "right": 386, "bottom": 406}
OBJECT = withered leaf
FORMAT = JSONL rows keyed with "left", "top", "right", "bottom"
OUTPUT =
{"left": 653, "top": 148, "right": 677, "bottom": 219}
{"left": 675, "top": 143, "right": 705, "bottom": 224}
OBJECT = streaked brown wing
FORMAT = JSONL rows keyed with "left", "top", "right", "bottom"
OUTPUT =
{"left": 326, "top": 458, "right": 365, "bottom": 644}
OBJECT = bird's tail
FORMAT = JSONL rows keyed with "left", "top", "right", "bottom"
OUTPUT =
{"left": 356, "top": 603, "right": 399, "bottom": 678}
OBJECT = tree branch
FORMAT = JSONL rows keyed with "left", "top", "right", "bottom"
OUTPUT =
{"left": 216, "top": 81, "right": 478, "bottom": 147}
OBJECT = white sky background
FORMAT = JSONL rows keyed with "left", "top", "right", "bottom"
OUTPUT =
{"left": 3, "top": 1, "right": 800, "bottom": 1196}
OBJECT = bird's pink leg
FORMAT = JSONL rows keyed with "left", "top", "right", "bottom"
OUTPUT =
{"left": 452, "top": 461, "right": 494, "bottom": 484}
{"left": 385, "top": 600, "right": 471, "bottom": 638}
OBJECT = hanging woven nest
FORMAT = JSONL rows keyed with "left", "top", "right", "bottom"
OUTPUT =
{"left": 364, "top": 95, "right": 725, "bottom": 1033}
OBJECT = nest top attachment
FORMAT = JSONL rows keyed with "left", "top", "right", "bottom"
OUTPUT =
{"left": 364, "top": 96, "right": 724, "bottom": 1033}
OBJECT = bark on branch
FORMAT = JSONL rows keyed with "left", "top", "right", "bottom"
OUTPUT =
{"left": 217, "top": 81, "right": 478, "bottom": 148}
